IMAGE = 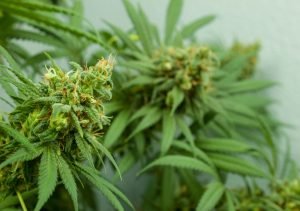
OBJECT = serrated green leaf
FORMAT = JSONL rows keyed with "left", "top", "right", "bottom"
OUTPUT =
{"left": 196, "top": 181, "right": 224, "bottom": 211}
{"left": 220, "top": 98, "right": 256, "bottom": 117}
{"left": 123, "top": 75, "right": 160, "bottom": 88}
{"left": 198, "top": 138, "right": 255, "bottom": 153}
{"left": 161, "top": 110, "right": 176, "bottom": 155}
{"left": 0, "top": 122, "right": 35, "bottom": 152}
{"left": 104, "top": 101, "right": 124, "bottom": 115}
{"left": 74, "top": 133, "right": 94, "bottom": 167}
{"left": 0, "top": 3, "right": 104, "bottom": 47}
{"left": 0, "top": 67, "right": 18, "bottom": 98}
{"left": 71, "top": 111, "right": 83, "bottom": 138}
{"left": 85, "top": 106, "right": 103, "bottom": 129}
{"left": 105, "top": 21, "right": 141, "bottom": 52}
{"left": 8, "top": 29, "right": 63, "bottom": 48}
{"left": 0, "top": 45, "right": 21, "bottom": 72}
{"left": 1, "top": 0, "right": 76, "bottom": 15}
{"left": 257, "top": 116, "right": 277, "bottom": 170}
{"left": 128, "top": 104, "right": 155, "bottom": 122}
{"left": 0, "top": 147, "right": 42, "bottom": 169}
{"left": 24, "top": 50, "right": 67, "bottom": 68}
{"left": 0, "top": 95, "right": 14, "bottom": 108}
{"left": 34, "top": 148, "right": 58, "bottom": 211}
{"left": 104, "top": 110, "right": 131, "bottom": 148}
{"left": 138, "top": 5, "right": 155, "bottom": 49}
{"left": 69, "top": 0, "right": 83, "bottom": 27}
{"left": 222, "top": 80, "right": 276, "bottom": 93}
{"left": 172, "top": 141, "right": 214, "bottom": 167}
{"left": 94, "top": 174, "right": 134, "bottom": 210}
{"left": 168, "top": 86, "right": 184, "bottom": 115}
{"left": 76, "top": 163, "right": 126, "bottom": 211}
{"left": 221, "top": 54, "right": 248, "bottom": 73}
{"left": 151, "top": 23, "right": 161, "bottom": 45}
{"left": 173, "top": 30, "right": 184, "bottom": 47}
{"left": 181, "top": 15, "right": 215, "bottom": 38}
{"left": 225, "top": 94, "right": 273, "bottom": 109}
{"left": 51, "top": 103, "right": 71, "bottom": 116}
{"left": 122, "top": 0, "right": 153, "bottom": 55}
{"left": 208, "top": 153, "right": 270, "bottom": 178}
{"left": 138, "top": 155, "right": 217, "bottom": 178}
{"left": 128, "top": 106, "right": 162, "bottom": 140}
{"left": 165, "top": 0, "right": 183, "bottom": 44}
{"left": 176, "top": 116, "right": 196, "bottom": 152}
{"left": 113, "top": 152, "right": 135, "bottom": 180}
{"left": 119, "top": 60, "right": 154, "bottom": 74}
{"left": 57, "top": 155, "right": 78, "bottom": 211}
{"left": 85, "top": 133, "right": 122, "bottom": 180}
{"left": 202, "top": 95, "right": 227, "bottom": 117}
{"left": 229, "top": 112, "right": 259, "bottom": 127}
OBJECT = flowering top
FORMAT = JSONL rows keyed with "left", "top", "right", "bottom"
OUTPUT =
{"left": 153, "top": 46, "right": 219, "bottom": 91}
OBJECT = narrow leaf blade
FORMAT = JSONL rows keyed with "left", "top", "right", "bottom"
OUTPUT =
{"left": 34, "top": 148, "right": 58, "bottom": 211}
{"left": 181, "top": 15, "right": 215, "bottom": 38}
{"left": 57, "top": 156, "right": 78, "bottom": 211}
{"left": 165, "top": 0, "right": 183, "bottom": 43}
{"left": 196, "top": 182, "right": 224, "bottom": 211}
{"left": 161, "top": 111, "right": 176, "bottom": 155}
{"left": 138, "top": 155, "right": 217, "bottom": 178}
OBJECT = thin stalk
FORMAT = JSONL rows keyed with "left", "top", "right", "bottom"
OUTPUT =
{"left": 16, "top": 191, "right": 28, "bottom": 211}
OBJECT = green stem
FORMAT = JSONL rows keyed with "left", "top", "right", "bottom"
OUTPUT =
{"left": 16, "top": 191, "right": 28, "bottom": 211}
{"left": 0, "top": 188, "right": 37, "bottom": 209}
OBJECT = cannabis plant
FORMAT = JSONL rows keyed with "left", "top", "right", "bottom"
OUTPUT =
{"left": 0, "top": 46, "right": 132, "bottom": 211}
{"left": 232, "top": 179, "right": 300, "bottom": 210}
{"left": 228, "top": 144, "right": 300, "bottom": 211}
{"left": 102, "top": 0, "right": 280, "bottom": 210}
{"left": 0, "top": 0, "right": 106, "bottom": 77}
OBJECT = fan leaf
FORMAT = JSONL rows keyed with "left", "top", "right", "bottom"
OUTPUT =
{"left": 57, "top": 155, "right": 78, "bottom": 211}
{"left": 196, "top": 181, "right": 224, "bottom": 211}
{"left": 138, "top": 155, "right": 217, "bottom": 178}
{"left": 181, "top": 15, "right": 215, "bottom": 38}
{"left": 104, "top": 110, "right": 131, "bottom": 148}
{"left": 34, "top": 148, "right": 58, "bottom": 211}
{"left": 198, "top": 138, "right": 255, "bottom": 153}
{"left": 0, "top": 122, "right": 35, "bottom": 152}
{"left": 208, "top": 153, "right": 271, "bottom": 178}
{"left": 165, "top": 0, "right": 183, "bottom": 43}
{"left": 161, "top": 110, "right": 176, "bottom": 155}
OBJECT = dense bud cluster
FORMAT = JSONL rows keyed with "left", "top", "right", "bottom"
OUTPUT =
{"left": 236, "top": 179, "right": 300, "bottom": 210}
{"left": 153, "top": 46, "right": 219, "bottom": 91}
{"left": 0, "top": 58, "right": 114, "bottom": 195}
{"left": 225, "top": 42, "right": 260, "bottom": 79}
{"left": 11, "top": 58, "right": 113, "bottom": 143}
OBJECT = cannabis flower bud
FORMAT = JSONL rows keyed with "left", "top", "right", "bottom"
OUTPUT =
{"left": 153, "top": 46, "right": 219, "bottom": 91}
{"left": 1, "top": 58, "right": 115, "bottom": 196}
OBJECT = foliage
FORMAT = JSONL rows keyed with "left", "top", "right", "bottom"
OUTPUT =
{"left": 0, "top": 47, "right": 131, "bottom": 211}
{"left": 0, "top": 0, "right": 298, "bottom": 210}
{"left": 0, "top": 0, "right": 106, "bottom": 78}
{"left": 102, "top": 0, "right": 284, "bottom": 210}
{"left": 234, "top": 179, "right": 300, "bottom": 210}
